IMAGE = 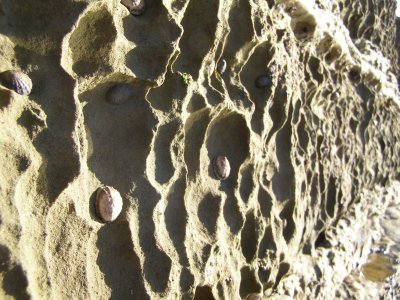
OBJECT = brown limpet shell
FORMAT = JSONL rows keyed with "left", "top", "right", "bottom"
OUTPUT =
{"left": 105, "top": 83, "right": 134, "bottom": 105}
{"left": 255, "top": 74, "right": 272, "bottom": 89}
{"left": 216, "top": 58, "right": 227, "bottom": 74}
{"left": 120, "top": 0, "right": 146, "bottom": 16}
{"left": 245, "top": 293, "right": 263, "bottom": 300}
{"left": 0, "top": 70, "right": 32, "bottom": 95}
{"left": 213, "top": 155, "right": 230, "bottom": 180}
{"left": 95, "top": 186, "right": 123, "bottom": 223}
{"left": 348, "top": 68, "right": 361, "bottom": 83}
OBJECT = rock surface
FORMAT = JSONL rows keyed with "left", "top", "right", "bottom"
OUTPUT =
{"left": 0, "top": 0, "right": 399, "bottom": 299}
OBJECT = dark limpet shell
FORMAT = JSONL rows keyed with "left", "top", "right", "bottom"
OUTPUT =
{"left": 348, "top": 68, "right": 361, "bottom": 83}
{"left": 105, "top": 83, "right": 134, "bottom": 105}
{"left": 95, "top": 186, "right": 123, "bottom": 223}
{"left": 213, "top": 155, "right": 230, "bottom": 180}
{"left": 120, "top": 0, "right": 146, "bottom": 16}
{"left": 0, "top": 70, "right": 32, "bottom": 95}
{"left": 216, "top": 59, "right": 227, "bottom": 74}
{"left": 255, "top": 74, "right": 272, "bottom": 89}
{"left": 225, "top": 277, "right": 233, "bottom": 285}
{"left": 331, "top": 91, "right": 339, "bottom": 100}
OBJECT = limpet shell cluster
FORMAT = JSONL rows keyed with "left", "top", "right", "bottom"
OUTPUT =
{"left": 120, "top": 0, "right": 146, "bottom": 16}
{"left": 95, "top": 186, "right": 123, "bottom": 223}
{"left": 0, "top": 70, "right": 32, "bottom": 95}
{"left": 213, "top": 155, "right": 230, "bottom": 180}
{"left": 105, "top": 83, "right": 134, "bottom": 105}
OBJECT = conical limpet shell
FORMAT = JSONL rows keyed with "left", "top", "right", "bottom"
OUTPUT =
{"left": 245, "top": 293, "right": 263, "bottom": 300}
{"left": 216, "top": 59, "right": 227, "bottom": 74}
{"left": 213, "top": 155, "right": 230, "bottom": 180}
{"left": 105, "top": 83, "right": 134, "bottom": 105}
{"left": 348, "top": 68, "right": 361, "bottom": 83}
{"left": 255, "top": 74, "right": 272, "bottom": 89}
{"left": 95, "top": 186, "right": 123, "bottom": 223}
{"left": 120, "top": 0, "right": 146, "bottom": 16}
{"left": 0, "top": 70, "right": 32, "bottom": 95}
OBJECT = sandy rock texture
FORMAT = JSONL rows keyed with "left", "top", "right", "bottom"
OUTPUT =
{"left": 0, "top": 0, "right": 400, "bottom": 299}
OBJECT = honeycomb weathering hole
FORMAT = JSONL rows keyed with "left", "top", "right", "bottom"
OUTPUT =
{"left": 194, "top": 285, "right": 215, "bottom": 300}
{"left": 291, "top": 16, "right": 317, "bottom": 40}
{"left": 1, "top": 0, "right": 400, "bottom": 299}
{"left": 205, "top": 112, "right": 250, "bottom": 184}
{"left": 69, "top": 7, "right": 116, "bottom": 76}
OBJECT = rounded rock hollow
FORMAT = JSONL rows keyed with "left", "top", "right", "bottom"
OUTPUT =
{"left": 95, "top": 186, "right": 123, "bottom": 223}
{"left": 0, "top": 70, "right": 32, "bottom": 95}
{"left": 213, "top": 155, "right": 230, "bottom": 180}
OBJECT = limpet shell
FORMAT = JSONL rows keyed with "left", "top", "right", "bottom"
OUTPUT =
{"left": 120, "top": 0, "right": 146, "bottom": 16}
{"left": 255, "top": 74, "right": 272, "bottom": 89}
{"left": 245, "top": 293, "right": 263, "bottom": 300}
{"left": 95, "top": 186, "right": 123, "bottom": 223}
{"left": 216, "top": 59, "right": 227, "bottom": 74}
{"left": 105, "top": 83, "right": 134, "bottom": 105}
{"left": 361, "top": 252, "right": 396, "bottom": 282}
{"left": 348, "top": 68, "right": 361, "bottom": 83}
{"left": 0, "top": 70, "right": 32, "bottom": 95}
{"left": 213, "top": 155, "right": 230, "bottom": 180}
{"left": 225, "top": 277, "right": 233, "bottom": 285}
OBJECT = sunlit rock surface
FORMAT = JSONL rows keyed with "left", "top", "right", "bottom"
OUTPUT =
{"left": 0, "top": 0, "right": 399, "bottom": 299}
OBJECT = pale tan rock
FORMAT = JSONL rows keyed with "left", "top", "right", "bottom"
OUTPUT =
{"left": 0, "top": 0, "right": 399, "bottom": 299}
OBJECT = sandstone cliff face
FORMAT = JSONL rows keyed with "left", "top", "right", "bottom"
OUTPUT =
{"left": 0, "top": 0, "right": 399, "bottom": 299}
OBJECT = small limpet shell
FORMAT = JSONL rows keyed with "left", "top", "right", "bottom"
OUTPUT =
{"left": 225, "top": 277, "right": 233, "bottom": 285}
{"left": 213, "top": 155, "right": 230, "bottom": 180}
{"left": 348, "top": 68, "right": 361, "bottom": 83}
{"left": 0, "top": 70, "right": 32, "bottom": 95}
{"left": 255, "top": 74, "right": 272, "bottom": 89}
{"left": 216, "top": 59, "right": 227, "bottom": 74}
{"left": 95, "top": 186, "right": 123, "bottom": 223}
{"left": 120, "top": 0, "right": 146, "bottom": 16}
{"left": 105, "top": 84, "right": 134, "bottom": 105}
{"left": 245, "top": 293, "right": 263, "bottom": 300}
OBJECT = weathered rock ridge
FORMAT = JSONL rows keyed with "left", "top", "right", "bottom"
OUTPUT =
{"left": 0, "top": 0, "right": 399, "bottom": 299}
